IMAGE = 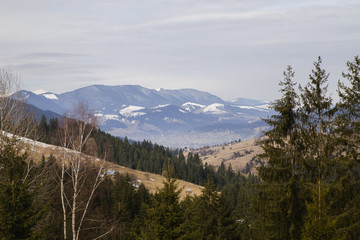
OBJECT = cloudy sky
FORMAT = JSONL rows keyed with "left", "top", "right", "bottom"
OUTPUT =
{"left": 1, "top": 0, "right": 359, "bottom": 101}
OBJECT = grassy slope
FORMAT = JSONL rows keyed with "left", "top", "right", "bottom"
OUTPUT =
{"left": 24, "top": 137, "right": 204, "bottom": 199}
{"left": 186, "top": 138, "right": 264, "bottom": 174}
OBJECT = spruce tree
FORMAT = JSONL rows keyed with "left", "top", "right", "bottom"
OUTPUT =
{"left": 0, "top": 136, "right": 44, "bottom": 239}
{"left": 179, "top": 178, "right": 240, "bottom": 240}
{"left": 37, "top": 115, "right": 49, "bottom": 143}
{"left": 139, "top": 165, "right": 184, "bottom": 240}
{"left": 332, "top": 55, "right": 360, "bottom": 239}
{"left": 254, "top": 65, "right": 305, "bottom": 240}
{"left": 299, "top": 56, "right": 335, "bottom": 238}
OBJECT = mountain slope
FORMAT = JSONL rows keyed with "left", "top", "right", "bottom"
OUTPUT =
{"left": 16, "top": 85, "right": 272, "bottom": 147}
{"left": 17, "top": 133, "right": 204, "bottom": 199}
{"left": 186, "top": 138, "right": 265, "bottom": 174}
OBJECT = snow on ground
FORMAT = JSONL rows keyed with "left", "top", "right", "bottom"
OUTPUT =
{"left": 202, "top": 103, "right": 227, "bottom": 115}
{"left": 233, "top": 104, "right": 270, "bottom": 112}
{"left": 42, "top": 93, "right": 58, "bottom": 100}
{"left": 119, "top": 105, "right": 146, "bottom": 117}
{"left": 104, "top": 114, "right": 120, "bottom": 120}
{"left": 2, "top": 131, "right": 83, "bottom": 155}
{"left": 181, "top": 102, "right": 205, "bottom": 112}
{"left": 152, "top": 104, "right": 170, "bottom": 109}
{"left": 182, "top": 102, "right": 205, "bottom": 107}
{"left": 2, "top": 131, "right": 56, "bottom": 151}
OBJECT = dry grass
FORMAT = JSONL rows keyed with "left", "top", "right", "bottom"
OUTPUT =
{"left": 24, "top": 138, "right": 204, "bottom": 199}
{"left": 186, "top": 138, "right": 264, "bottom": 174}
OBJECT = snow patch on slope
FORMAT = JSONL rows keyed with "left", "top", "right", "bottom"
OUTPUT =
{"left": 42, "top": 93, "right": 58, "bottom": 100}
{"left": 203, "top": 103, "right": 227, "bottom": 115}
{"left": 153, "top": 104, "right": 170, "bottom": 109}
{"left": 233, "top": 104, "right": 271, "bottom": 112}
{"left": 119, "top": 105, "right": 146, "bottom": 117}
{"left": 181, "top": 102, "right": 205, "bottom": 112}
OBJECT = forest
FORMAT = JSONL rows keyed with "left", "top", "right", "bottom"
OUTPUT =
{"left": 0, "top": 56, "right": 359, "bottom": 239}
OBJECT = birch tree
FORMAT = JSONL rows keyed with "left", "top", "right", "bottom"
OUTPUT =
{"left": 58, "top": 102, "right": 111, "bottom": 240}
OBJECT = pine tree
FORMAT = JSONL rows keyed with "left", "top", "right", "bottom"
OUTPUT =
{"left": 254, "top": 65, "right": 305, "bottom": 240}
{"left": 37, "top": 115, "right": 49, "bottom": 143}
{"left": 112, "top": 174, "right": 138, "bottom": 239}
{"left": 139, "top": 165, "right": 184, "bottom": 240}
{"left": 332, "top": 55, "right": 360, "bottom": 239}
{"left": 0, "top": 136, "right": 45, "bottom": 239}
{"left": 302, "top": 183, "right": 336, "bottom": 240}
{"left": 299, "top": 56, "right": 335, "bottom": 238}
{"left": 179, "top": 178, "right": 240, "bottom": 240}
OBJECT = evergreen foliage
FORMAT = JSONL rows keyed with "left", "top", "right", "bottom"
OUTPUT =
{"left": 139, "top": 166, "right": 184, "bottom": 240}
{"left": 255, "top": 65, "right": 306, "bottom": 240}
{"left": 0, "top": 136, "right": 46, "bottom": 239}
{"left": 299, "top": 57, "right": 336, "bottom": 238}
{"left": 331, "top": 56, "right": 360, "bottom": 239}
{"left": 179, "top": 178, "right": 240, "bottom": 239}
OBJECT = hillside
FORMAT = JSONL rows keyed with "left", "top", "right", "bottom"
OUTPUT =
{"left": 23, "top": 136, "right": 204, "bottom": 199}
{"left": 187, "top": 138, "right": 265, "bottom": 174}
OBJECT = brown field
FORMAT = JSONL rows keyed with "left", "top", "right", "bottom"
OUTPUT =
{"left": 186, "top": 137, "right": 265, "bottom": 174}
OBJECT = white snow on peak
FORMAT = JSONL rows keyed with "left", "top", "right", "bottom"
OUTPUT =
{"left": 181, "top": 102, "right": 205, "bottom": 112}
{"left": 42, "top": 93, "right": 58, "bottom": 100}
{"left": 153, "top": 104, "right": 170, "bottom": 109}
{"left": 202, "top": 103, "right": 227, "bottom": 115}
{"left": 182, "top": 102, "right": 205, "bottom": 108}
{"left": 119, "top": 105, "right": 146, "bottom": 117}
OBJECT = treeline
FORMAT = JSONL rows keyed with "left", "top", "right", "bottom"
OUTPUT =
{"left": 34, "top": 116, "right": 256, "bottom": 190}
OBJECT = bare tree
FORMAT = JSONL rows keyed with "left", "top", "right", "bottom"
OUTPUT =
{"left": 0, "top": 68, "right": 41, "bottom": 186}
{"left": 58, "top": 101, "right": 111, "bottom": 240}
{"left": 0, "top": 68, "right": 36, "bottom": 138}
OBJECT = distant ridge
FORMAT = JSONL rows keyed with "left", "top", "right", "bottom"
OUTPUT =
{"left": 15, "top": 84, "right": 272, "bottom": 147}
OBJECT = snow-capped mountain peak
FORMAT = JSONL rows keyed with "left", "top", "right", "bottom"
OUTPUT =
{"left": 14, "top": 85, "right": 272, "bottom": 147}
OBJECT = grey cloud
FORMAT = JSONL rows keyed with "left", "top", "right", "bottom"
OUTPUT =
{"left": 14, "top": 63, "right": 51, "bottom": 70}
{"left": 22, "top": 52, "right": 88, "bottom": 59}
{"left": 0, "top": 0, "right": 359, "bottom": 100}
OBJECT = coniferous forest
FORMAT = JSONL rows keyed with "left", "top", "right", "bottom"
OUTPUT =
{"left": 1, "top": 56, "right": 360, "bottom": 239}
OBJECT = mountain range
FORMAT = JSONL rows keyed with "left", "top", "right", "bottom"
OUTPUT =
{"left": 16, "top": 85, "right": 272, "bottom": 148}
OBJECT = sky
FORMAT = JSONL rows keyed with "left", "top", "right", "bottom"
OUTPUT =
{"left": 1, "top": 0, "right": 359, "bottom": 101}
